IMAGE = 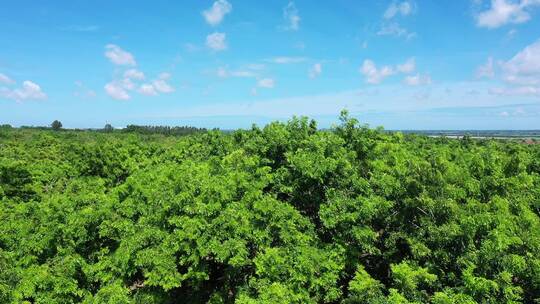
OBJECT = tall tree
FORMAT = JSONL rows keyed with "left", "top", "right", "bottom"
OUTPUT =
{"left": 103, "top": 123, "right": 114, "bottom": 133}
{"left": 51, "top": 120, "right": 62, "bottom": 131}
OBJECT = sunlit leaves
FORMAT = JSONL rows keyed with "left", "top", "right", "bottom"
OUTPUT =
{"left": 0, "top": 118, "right": 539, "bottom": 303}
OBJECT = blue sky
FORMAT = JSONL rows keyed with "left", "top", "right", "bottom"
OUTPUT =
{"left": 1, "top": 0, "right": 540, "bottom": 129}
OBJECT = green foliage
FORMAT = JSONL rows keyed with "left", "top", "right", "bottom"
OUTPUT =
{"left": 51, "top": 120, "right": 62, "bottom": 131}
{"left": 0, "top": 116, "right": 539, "bottom": 303}
{"left": 391, "top": 261, "right": 437, "bottom": 301}
{"left": 345, "top": 265, "right": 385, "bottom": 303}
{"left": 103, "top": 124, "right": 114, "bottom": 133}
{"left": 123, "top": 124, "right": 206, "bottom": 136}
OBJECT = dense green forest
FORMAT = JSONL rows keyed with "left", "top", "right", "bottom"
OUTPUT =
{"left": 1, "top": 112, "right": 539, "bottom": 303}
{"left": 1, "top": 124, "right": 208, "bottom": 137}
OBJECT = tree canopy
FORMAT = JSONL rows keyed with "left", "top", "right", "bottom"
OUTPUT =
{"left": 51, "top": 120, "right": 63, "bottom": 131}
{"left": 0, "top": 114, "right": 539, "bottom": 303}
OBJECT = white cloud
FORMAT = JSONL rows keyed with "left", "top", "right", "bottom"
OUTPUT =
{"left": 476, "top": 0, "right": 540, "bottom": 28}
{"left": 217, "top": 67, "right": 228, "bottom": 78}
{"left": 138, "top": 84, "right": 158, "bottom": 96}
{"left": 15, "top": 82, "right": 45, "bottom": 100}
{"left": 500, "top": 39, "right": 540, "bottom": 85}
{"left": 377, "top": 22, "right": 417, "bottom": 39}
{"left": 361, "top": 57, "right": 416, "bottom": 84}
{"left": 152, "top": 79, "right": 175, "bottom": 93}
{"left": 257, "top": 78, "right": 275, "bottom": 88}
{"left": 484, "top": 40, "right": 540, "bottom": 97}
{"left": 283, "top": 2, "right": 301, "bottom": 31}
{"left": 184, "top": 43, "right": 201, "bottom": 52}
{"left": 158, "top": 72, "right": 171, "bottom": 80}
{"left": 361, "top": 41, "right": 368, "bottom": 49}
{"left": 103, "top": 43, "right": 173, "bottom": 99}
{"left": 0, "top": 73, "right": 15, "bottom": 85}
{"left": 1, "top": 88, "right": 11, "bottom": 98}
{"left": 247, "top": 63, "right": 265, "bottom": 70}
{"left": 404, "top": 73, "right": 432, "bottom": 86}
{"left": 105, "top": 82, "right": 130, "bottom": 100}
{"left": 507, "top": 28, "right": 518, "bottom": 38}
{"left": 308, "top": 63, "right": 322, "bottom": 79}
{"left": 268, "top": 56, "right": 307, "bottom": 64}
{"left": 132, "top": 78, "right": 175, "bottom": 97}
{"left": 124, "top": 69, "right": 145, "bottom": 80}
{"left": 384, "top": 1, "right": 414, "bottom": 19}
{"left": 1, "top": 80, "right": 47, "bottom": 101}
{"left": 489, "top": 86, "right": 540, "bottom": 96}
{"left": 120, "top": 78, "right": 136, "bottom": 90}
{"left": 397, "top": 57, "right": 416, "bottom": 73}
{"left": 105, "top": 44, "right": 136, "bottom": 66}
{"left": 476, "top": 57, "right": 495, "bottom": 78}
{"left": 379, "top": 2, "right": 416, "bottom": 40}
{"left": 202, "top": 0, "right": 232, "bottom": 26}
{"left": 230, "top": 70, "right": 257, "bottom": 77}
{"left": 294, "top": 41, "right": 306, "bottom": 50}
{"left": 216, "top": 66, "right": 258, "bottom": 78}
{"left": 107, "top": 68, "right": 174, "bottom": 99}
{"left": 360, "top": 60, "right": 395, "bottom": 84}
{"left": 206, "top": 32, "right": 227, "bottom": 51}
{"left": 74, "top": 81, "right": 96, "bottom": 98}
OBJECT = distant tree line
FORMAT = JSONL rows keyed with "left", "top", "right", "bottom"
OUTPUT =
{"left": 4, "top": 120, "right": 207, "bottom": 136}
{"left": 122, "top": 125, "right": 208, "bottom": 136}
